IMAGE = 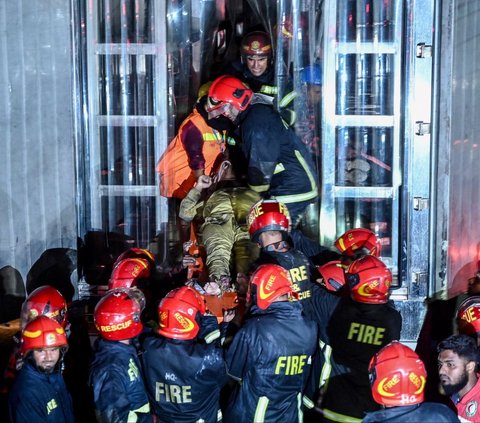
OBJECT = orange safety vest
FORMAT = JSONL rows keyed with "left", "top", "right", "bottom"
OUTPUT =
{"left": 156, "top": 108, "right": 227, "bottom": 199}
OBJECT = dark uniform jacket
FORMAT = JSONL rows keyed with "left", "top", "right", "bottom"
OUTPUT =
{"left": 141, "top": 329, "right": 228, "bottom": 423}
{"left": 224, "top": 301, "right": 317, "bottom": 423}
{"left": 320, "top": 298, "right": 402, "bottom": 422}
{"left": 361, "top": 403, "right": 460, "bottom": 422}
{"left": 227, "top": 60, "right": 277, "bottom": 96}
{"left": 8, "top": 361, "right": 75, "bottom": 423}
{"left": 89, "top": 339, "right": 151, "bottom": 423}
{"left": 254, "top": 246, "right": 316, "bottom": 302}
{"left": 237, "top": 103, "right": 318, "bottom": 222}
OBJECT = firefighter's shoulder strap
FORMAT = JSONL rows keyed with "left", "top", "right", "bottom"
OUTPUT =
{"left": 156, "top": 108, "right": 215, "bottom": 199}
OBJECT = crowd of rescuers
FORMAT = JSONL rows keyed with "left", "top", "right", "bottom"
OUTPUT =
{"left": 4, "top": 31, "right": 480, "bottom": 423}
{"left": 5, "top": 222, "right": 480, "bottom": 423}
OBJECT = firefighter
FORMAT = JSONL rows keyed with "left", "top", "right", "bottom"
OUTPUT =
{"left": 8, "top": 315, "right": 74, "bottom": 423}
{"left": 456, "top": 296, "right": 480, "bottom": 346}
{"left": 156, "top": 89, "right": 237, "bottom": 199}
{"left": 206, "top": 75, "right": 324, "bottom": 258}
{"left": 248, "top": 199, "right": 321, "bottom": 302}
{"left": 224, "top": 264, "right": 317, "bottom": 423}
{"left": 438, "top": 334, "right": 480, "bottom": 422}
{"left": 89, "top": 288, "right": 151, "bottom": 423}
{"left": 223, "top": 30, "right": 296, "bottom": 125}
{"left": 141, "top": 286, "right": 228, "bottom": 422}
{"left": 362, "top": 341, "right": 460, "bottom": 422}
{"left": 304, "top": 255, "right": 402, "bottom": 422}
{"left": 2, "top": 285, "right": 69, "bottom": 397}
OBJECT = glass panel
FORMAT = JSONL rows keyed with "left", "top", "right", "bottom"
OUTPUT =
{"left": 336, "top": 127, "right": 393, "bottom": 187}
{"left": 99, "top": 126, "right": 156, "bottom": 186}
{"left": 336, "top": 197, "right": 393, "bottom": 262}
{"left": 101, "top": 196, "right": 157, "bottom": 247}
{"left": 98, "top": 55, "right": 155, "bottom": 116}
{"left": 336, "top": 54, "right": 394, "bottom": 115}
{"left": 97, "top": 0, "right": 154, "bottom": 44}
{"left": 321, "top": 0, "right": 402, "bottom": 274}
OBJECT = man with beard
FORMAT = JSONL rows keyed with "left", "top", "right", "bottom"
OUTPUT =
{"left": 438, "top": 334, "right": 480, "bottom": 422}
{"left": 8, "top": 315, "right": 74, "bottom": 423}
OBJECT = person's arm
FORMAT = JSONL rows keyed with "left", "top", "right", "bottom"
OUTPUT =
{"left": 178, "top": 175, "right": 212, "bottom": 222}
{"left": 92, "top": 369, "right": 150, "bottom": 423}
{"left": 181, "top": 121, "right": 207, "bottom": 172}
{"left": 241, "top": 106, "right": 282, "bottom": 193}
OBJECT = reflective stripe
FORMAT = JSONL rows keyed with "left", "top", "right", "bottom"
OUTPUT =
{"left": 260, "top": 85, "right": 278, "bottom": 95}
{"left": 248, "top": 183, "right": 270, "bottom": 193}
{"left": 273, "top": 163, "right": 285, "bottom": 174}
{"left": 204, "top": 329, "right": 220, "bottom": 344}
{"left": 298, "top": 392, "right": 304, "bottom": 423}
{"left": 303, "top": 395, "right": 314, "bottom": 409}
{"left": 322, "top": 408, "right": 362, "bottom": 423}
{"left": 274, "top": 150, "right": 318, "bottom": 204}
{"left": 254, "top": 396, "right": 269, "bottom": 423}
{"left": 319, "top": 340, "right": 333, "bottom": 388}
{"left": 127, "top": 403, "right": 150, "bottom": 422}
{"left": 279, "top": 90, "right": 298, "bottom": 108}
{"left": 217, "top": 409, "right": 223, "bottom": 422}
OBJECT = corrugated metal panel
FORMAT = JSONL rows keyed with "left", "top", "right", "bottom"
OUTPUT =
{"left": 435, "top": 0, "right": 480, "bottom": 297}
{"left": 0, "top": 1, "right": 77, "bottom": 287}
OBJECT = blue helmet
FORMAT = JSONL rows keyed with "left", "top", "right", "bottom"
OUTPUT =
{"left": 300, "top": 64, "right": 322, "bottom": 85}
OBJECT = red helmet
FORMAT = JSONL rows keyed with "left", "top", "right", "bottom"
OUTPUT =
{"left": 248, "top": 199, "right": 291, "bottom": 243}
{"left": 165, "top": 286, "right": 206, "bottom": 315}
{"left": 347, "top": 256, "right": 392, "bottom": 304}
{"left": 21, "top": 285, "right": 68, "bottom": 329}
{"left": 317, "top": 261, "right": 346, "bottom": 292}
{"left": 241, "top": 31, "right": 273, "bottom": 58}
{"left": 157, "top": 286, "right": 206, "bottom": 340}
{"left": 94, "top": 289, "right": 145, "bottom": 341}
{"left": 457, "top": 296, "right": 480, "bottom": 335}
{"left": 250, "top": 264, "right": 298, "bottom": 310}
{"left": 108, "top": 258, "right": 151, "bottom": 290}
{"left": 335, "top": 228, "right": 382, "bottom": 257}
{"left": 20, "top": 315, "right": 68, "bottom": 356}
{"left": 369, "top": 341, "right": 426, "bottom": 406}
{"left": 114, "top": 247, "right": 155, "bottom": 268}
{"left": 206, "top": 75, "right": 253, "bottom": 115}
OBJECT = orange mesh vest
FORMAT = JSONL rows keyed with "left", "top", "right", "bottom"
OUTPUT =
{"left": 156, "top": 108, "right": 227, "bottom": 199}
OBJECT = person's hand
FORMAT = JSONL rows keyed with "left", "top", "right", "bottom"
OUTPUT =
{"left": 182, "top": 255, "right": 197, "bottom": 268}
{"left": 223, "top": 309, "right": 236, "bottom": 323}
{"left": 195, "top": 175, "right": 212, "bottom": 191}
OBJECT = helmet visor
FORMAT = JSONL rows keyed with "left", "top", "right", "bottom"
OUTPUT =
{"left": 207, "top": 102, "right": 240, "bottom": 121}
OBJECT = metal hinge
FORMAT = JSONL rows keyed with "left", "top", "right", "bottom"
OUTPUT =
{"left": 413, "top": 197, "right": 429, "bottom": 211}
{"left": 415, "top": 121, "right": 431, "bottom": 135}
{"left": 416, "top": 43, "right": 433, "bottom": 58}
{"left": 412, "top": 271, "right": 428, "bottom": 284}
